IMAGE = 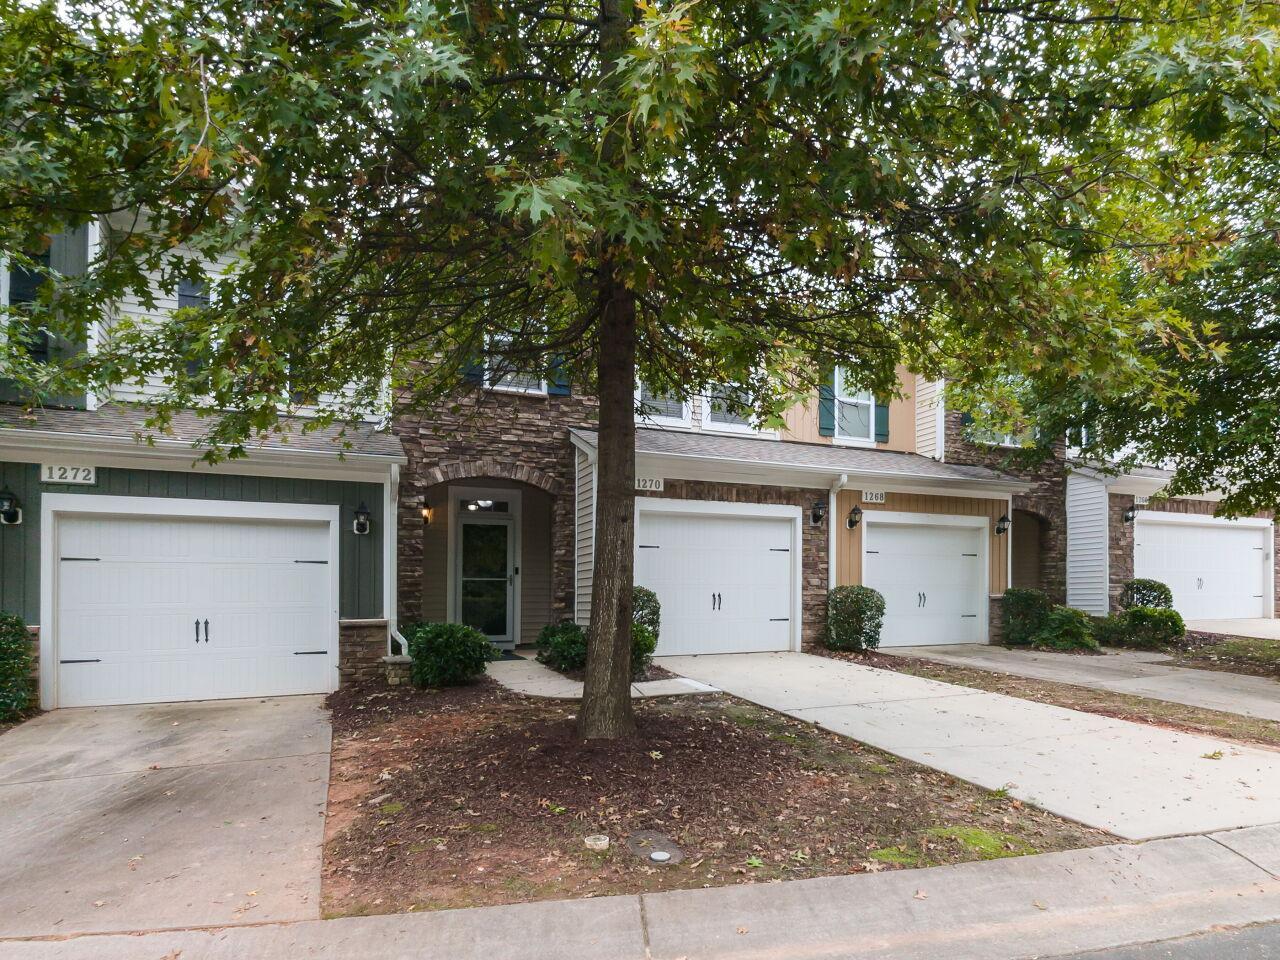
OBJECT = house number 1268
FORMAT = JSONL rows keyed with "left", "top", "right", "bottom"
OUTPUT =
{"left": 41, "top": 464, "right": 97, "bottom": 485}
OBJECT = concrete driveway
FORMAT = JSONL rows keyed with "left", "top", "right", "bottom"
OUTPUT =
{"left": 0, "top": 696, "right": 330, "bottom": 939}
{"left": 1189, "top": 618, "right": 1280, "bottom": 641}
{"left": 661, "top": 652, "right": 1280, "bottom": 841}
{"left": 886, "top": 644, "right": 1280, "bottom": 721}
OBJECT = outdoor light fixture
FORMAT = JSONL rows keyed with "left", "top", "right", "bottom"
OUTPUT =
{"left": 353, "top": 502, "right": 372, "bottom": 535}
{"left": 810, "top": 498, "right": 828, "bottom": 526}
{"left": 1122, "top": 505, "right": 1138, "bottom": 524}
{"left": 846, "top": 505, "right": 863, "bottom": 530}
{"left": 995, "top": 514, "right": 1011, "bottom": 536}
{"left": 476, "top": 499, "right": 494, "bottom": 508}
{"left": 0, "top": 489, "right": 21, "bottom": 526}
{"left": 421, "top": 501, "right": 433, "bottom": 525}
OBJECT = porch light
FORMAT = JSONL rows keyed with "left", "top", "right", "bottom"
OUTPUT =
{"left": 421, "top": 501, "right": 433, "bottom": 525}
{"left": 995, "top": 514, "right": 1011, "bottom": 536}
{"left": 846, "top": 505, "right": 863, "bottom": 530}
{"left": 0, "top": 489, "right": 21, "bottom": 526}
{"left": 353, "top": 502, "right": 372, "bottom": 536}
{"left": 810, "top": 498, "right": 828, "bottom": 526}
{"left": 1122, "top": 505, "right": 1138, "bottom": 524}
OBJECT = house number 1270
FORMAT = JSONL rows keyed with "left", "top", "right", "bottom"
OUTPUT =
{"left": 41, "top": 464, "right": 97, "bottom": 485}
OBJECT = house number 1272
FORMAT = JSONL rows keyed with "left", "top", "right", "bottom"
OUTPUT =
{"left": 41, "top": 464, "right": 97, "bottom": 485}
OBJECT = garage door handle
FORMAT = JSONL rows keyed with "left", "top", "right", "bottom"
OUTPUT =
{"left": 203, "top": 619, "right": 210, "bottom": 643}
{"left": 294, "top": 650, "right": 327, "bottom": 656}
{"left": 195, "top": 619, "right": 201, "bottom": 644}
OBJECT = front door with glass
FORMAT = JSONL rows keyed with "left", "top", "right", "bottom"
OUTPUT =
{"left": 457, "top": 511, "right": 516, "bottom": 648}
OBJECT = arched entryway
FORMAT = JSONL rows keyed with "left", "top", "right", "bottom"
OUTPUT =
{"left": 1010, "top": 508, "right": 1048, "bottom": 592}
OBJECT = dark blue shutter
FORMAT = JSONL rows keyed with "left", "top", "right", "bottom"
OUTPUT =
{"left": 874, "top": 395, "right": 890, "bottom": 443}
{"left": 178, "top": 277, "right": 209, "bottom": 310}
{"left": 547, "top": 355, "right": 571, "bottom": 396}
{"left": 462, "top": 359, "right": 485, "bottom": 386}
{"left": 818, "top": 377, "right": 836, "bottom": 436}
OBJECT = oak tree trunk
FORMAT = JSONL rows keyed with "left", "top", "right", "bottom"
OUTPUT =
{"left": 578, "top": 278, "right": 638, "bottom": 739}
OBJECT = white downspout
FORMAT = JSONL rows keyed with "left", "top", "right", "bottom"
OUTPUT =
{"left": 828, "top": 473, "right": 849, "bottom": 589}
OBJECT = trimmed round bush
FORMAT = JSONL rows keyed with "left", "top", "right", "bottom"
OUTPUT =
{"left": 1090, "top": 614, "right": 1130, "bottom": 647}
{"left": 631, "top": 623, "right": 657, "bottom": 678}
{"left": 536, "top": 620, "right": 588, "bottom": 673}
{"left": 405, "top": 622, "right": 495, "bottom": 688}
{"left": 1033, "top": 606, "right": 1099, "bottom": 651}
{"left": 633, "top": 586, "right": 661, "bottom": 645}
{"left": 824, "top": 585, "right": 885, "bottom": 652}
{"left": 0, "top": 611, "right": 33, "bottom": 721}
{"left": 1001, "top": 588, "right": 1052, "bottom": 647}
{"left": 1121, "top": 606, "right": 1186, "bottom": 649}
{"left": 1119, "top": 578, "right": 1173, "bottom": 610}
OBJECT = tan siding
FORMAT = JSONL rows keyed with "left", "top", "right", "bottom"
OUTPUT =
{"left": 879, "top": 366, "right": 916, "bottom": 453}
{"left": 914, "top": 376, "right": 941, "bottom": 459}
{"left": 835, "top": 489, "right": 1008, "bottom": 595}
{"left": 520, "top": 492, "right": 553, "bottom": 644}
{"left": 781, "top": 396, "right": 831, "bottom": 445}
{"left": 421, "top": 487, "right": 450, "bottom": 622}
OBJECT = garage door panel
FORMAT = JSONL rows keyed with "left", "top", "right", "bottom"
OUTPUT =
{"left": 864, "top": 521, "right": 986, "bottom": 647}
{"left": 56, "top": 513, "right": 335, "bottom": 707}
{"left": 1135, "top": 519, "right": 1269, "bottom": 620}
{"left": 636, "top": 509, "right": 796, "bottom": 657}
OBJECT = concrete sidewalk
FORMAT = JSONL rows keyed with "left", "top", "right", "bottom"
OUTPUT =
{"left": 1189, "top": 618, "right": 1280, "bottom": 641}
{"left": 7, "top": 826, "right": 1280, "bottom": 960}
{"left": 660, "top": 652, "right": 1280, "bottom": 840}
{"left": 886, "top": 644, "right": 1280, "bottom": 722}
{"left": 488, "top": 654, "right": 718, "bottom": 699}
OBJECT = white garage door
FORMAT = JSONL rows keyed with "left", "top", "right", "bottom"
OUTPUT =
{"left": 863, "top": 521, "right": 986, "bottom": 647}
{"left": 56, "top": 513, "right": 335, "bottom": 707}
{"left": 1135, "top": 517, "right": 1271, "bottom": 620}
{"left": 635, "top": 508, "right": 795, "bottom": 656}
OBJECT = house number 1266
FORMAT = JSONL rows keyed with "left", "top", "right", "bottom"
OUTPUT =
{"left": 41, "top": 464, "right": 97, "bottom": 485}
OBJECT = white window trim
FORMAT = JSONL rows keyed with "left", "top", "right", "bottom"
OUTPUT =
{"left": 699, "top": 387, "right": 776, "bottom": 437}
{"left": 38, "top": 494, "right": 342, "bottom": 710}
{"left": 484, "top": 334, "right": 547, "bottom": 396}
{"left": 635, "top": 385, "right": 692, "bottom": 429}
{"left": 831, "top": 367, "right": 877, "bottom": 448}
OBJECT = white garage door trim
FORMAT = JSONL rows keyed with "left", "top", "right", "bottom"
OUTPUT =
{"left": 1134, "top": 510, "right": 1275, "bottom": 620}
{"left": 634, "top": 498, "right": 804, "bottom": 653}
{"left": 862, "top": 511, "right": 991, "bottom": 646}
{"left": 39, "top": 494, "right": 341, "bottom": 709}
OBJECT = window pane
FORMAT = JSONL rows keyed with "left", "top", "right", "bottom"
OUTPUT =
{"left": 495, "top": 370, "right": 543, "bottom": 392}
{"left": 461, "top": 523, "right": 509, "bottom": 578}
{"left": 177, "top": 277, "right": 209, "bottom": 311}
{"left": 836, "top": 399, "right": 871, "bottom": 439}
{"left": 708, "top": 386, "right": 752, "bottom": 425}
{"left": 639, "top": 384, "right": 685, "bottom": 420}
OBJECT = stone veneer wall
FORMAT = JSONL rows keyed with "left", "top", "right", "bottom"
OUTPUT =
{"left": 638, "top": 479, "right": 830, "bottom": 650}
{"left": 392, "top": 390, "right": 600, "bottom": 627}
{"left": 1107, "top": 494, "right": 1280, "bottom": 615}
{"left": 942, "top": 411, "right": 1069, "bottom": 604}
{"left": 339, "top": 620, "right": 390, "bottom": 683}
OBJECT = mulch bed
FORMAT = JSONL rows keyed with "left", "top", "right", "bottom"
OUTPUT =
{"left": 1166, "top": 633, "right": 1280, "bottom": 681}
{"left": 322, "top": 679, "right": 1108, "bottom": 917}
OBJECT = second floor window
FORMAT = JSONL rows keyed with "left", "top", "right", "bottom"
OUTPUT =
{"left": 834, "top": 367, "right": 875, "bottom": 444}
{"left": 637, "top": 383, "right": 690, "bottom": 426}
{"left": 703, "top": 384, "right": 759, "bottom": 433}
{"left": 485, "top": 334, "right": 546, "bottom": 394}
{"left": 5, "top": 249, "right": 53, "bottom": 364}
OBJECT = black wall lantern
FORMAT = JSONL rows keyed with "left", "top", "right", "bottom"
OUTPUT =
{"left": 810, "top": 498, "right": 828, "bottom": 526}
{"left": 846, "top": 505, "right": 863, "bottom": 530}
{"left": 1122, "top": 505, "right": 1138, "bottom": 524}
{"left": 353, "top": 502, "right": 372, "bottom": 536}
{"left": 995, "top": 513, "right": 1011, "bottom": 536}
{"left": 0, "top": 489, "right": 22, "bottom": 526}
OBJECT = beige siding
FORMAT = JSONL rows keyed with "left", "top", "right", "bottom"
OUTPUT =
{"left": 913, "top": 376, "right": 942, "bottom": 459}
{"left": 780, "top": 366, "right": 917, "bottom": 452}
{"left": 421, "top": 487, "right": 450, "bottom": 623}
{"left": 835, "top": 489, "right": 1009, "bottom": 596}
{"left": 575, "top": 449, "right": 596, "bottom": 626}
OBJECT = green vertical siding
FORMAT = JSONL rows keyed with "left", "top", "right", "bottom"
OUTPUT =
{"left": 0, "top": 460, "right": 384, "bottom": 623}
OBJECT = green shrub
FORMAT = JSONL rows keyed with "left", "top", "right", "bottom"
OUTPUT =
{"left": 0, "top": 611, "right": 33, "bottom": 721}
{"left": 824, "top": 585, "right": 885, "bottom": 652}
{"left": 1121, "top": 606, "right": 1186, "bottom": 649}
{"left": 1001, "top": 588, "right": 1052, "bottom": 646}
{"left": 631, "top": 623, "right": 657, "bottom": 678}
{"left": 404, "top": 622, "right": 495, "bottom": 688}
{"left": 536, "top": 620, "right": 588, "bottom": 673}
{"left": 633, "top": 586, "right": 661, "bottom": 645}
{"left": 1032, "top": 606, "right": 1099, "bottom": 651}
{"left": 1090, "top": 614, "right": 1130, "bottom": 647}
{"left": 1119, "top": 578, "right": 1173, "bottom": 610}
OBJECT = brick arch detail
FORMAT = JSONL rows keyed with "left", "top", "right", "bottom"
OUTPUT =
{"left": 420, "top": 458, "right": 562, "bottom": 496}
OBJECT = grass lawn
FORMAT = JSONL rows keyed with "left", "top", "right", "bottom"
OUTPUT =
{"left": 1168, "top": 633, "right": 1280, "bottom": 681}
{"left": 321, "top": 679, "right": 1108, "bottom": 917}
{"left": 849, "top": 651, "right": 1280, "bottom": 748}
